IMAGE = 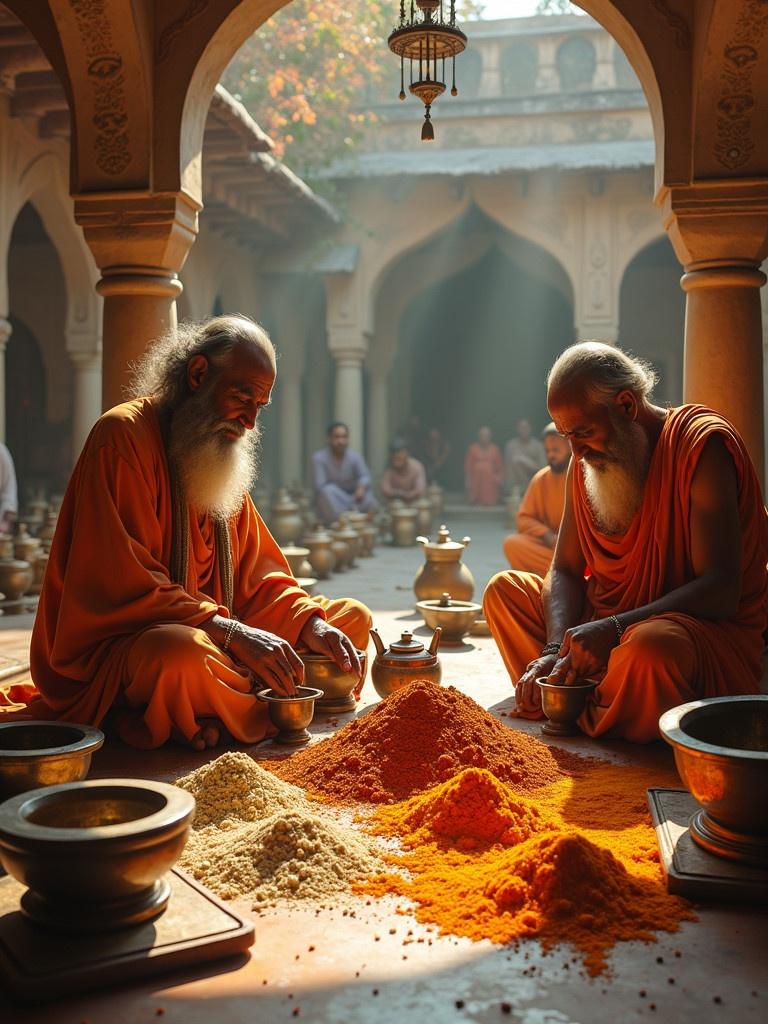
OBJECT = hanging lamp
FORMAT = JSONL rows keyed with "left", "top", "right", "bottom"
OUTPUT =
{"left": 387, "top": 0, "right": 467, "bottom": 141}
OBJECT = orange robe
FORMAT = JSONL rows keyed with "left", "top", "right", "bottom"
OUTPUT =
{"left": 484, "top": 406, "right": 768, "bottom": 742}
{"left": 464, "top": 442, "right": 503, "bottom": 505}
{"left": 503, "top": 465, "right": 567, "bottom": 576}
{"left": 11, "top": 399, "right": 370, "bottom": 748}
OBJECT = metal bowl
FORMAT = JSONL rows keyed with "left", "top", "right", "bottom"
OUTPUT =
{"left": 537, "top": 678, "right": 599, "bottom": 736}
{"left": 659, "top": 695, "right": 768, "bottom": 866}
{"left": 299, "top": 651, "right": 367, "bottom": 714}
{"left": 257, "top": 686, "right": 323, "bottom": 745}
{"left": 416, "top": 595, "right": 483, "bottom": 644}
{"left": 0, "top": 779, "right": 194, "bottom": 932}
{"left": 0, "top": 721, "right": 104, "bottom": 798}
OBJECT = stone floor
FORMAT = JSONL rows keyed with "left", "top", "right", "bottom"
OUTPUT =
{"left": 2, "top": 509, "right": 767, "bottom": 1023}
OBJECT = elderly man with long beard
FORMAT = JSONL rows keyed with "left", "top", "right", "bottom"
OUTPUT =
{"left": 23, "top": 315, "right": 371, "bottom": 751}
{"left": 484, "top": 342, "right": 767, "bottom": 742}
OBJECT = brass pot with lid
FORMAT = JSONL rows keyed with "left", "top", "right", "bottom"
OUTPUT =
{"left": 413, "top": 524, "right": 475, "bottom": 603}
{"left": 414, "top": 496, "right": 433, "bottom": 537}
{"left": 270, "top": 489, "right": 304, "bottom": 546}
{"left": 416, "top": 592, "right": 483, "bottom": 645}
{"left": 370, "top": 627, "right": 442, "bottom": 698}
{"left": 303, "top": 525, "right": 336, "bottom": 579}
{"left": 14, "top": 524, "right": 41, "bottom": 564}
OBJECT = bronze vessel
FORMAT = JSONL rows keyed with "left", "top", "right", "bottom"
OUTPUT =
{"left": 413, "top": 524, "right": 475, "bottom": 602}
{"left": 338, "top": 513, "right": 363, "bottom": 559}
{"left": 370, "top": 627, "right": 442, "bottom": 699}
{"left": 281, "top": 545, "right": 313, "bottom": 579}
{"left": 29, "top": 550, "right": 49, "bottom": 595}
{"left": 0, "top": 779, "right": 194, "bottom": 932}
{"left": 660, "top": 696, "right": 768, "bottom": 867}
{"left": 331, "top": 522, "right": 358, "bottom": 568}
{"left": 414, "top": 496, "right": 433, "bottom": 536}
{"left": 0, "top": 558, "right": 33, "bottom": 613}
{"left": 257, "top": 686, "right": 323, "bottom": 745}
{"left": 299, "top": 651, "right": 367, "bottom": 714}
{"left": 427, "top": 481, "right": 443, "bottom": 520}
{"left": 537, "top": 678, "right": 598, "bottom": 736}
{"left": 0, "top": 721, "right": 104, "bottom": 798}
{"left": 37, "top": 510, "right": 58, "bottom": 550}
{"left": 390, "top": 504, "right": 418, "bottom": 547}
{"left": 361, "top": 522, "right": 378, "bottom": 556}
{"left": 14, "top": 524, "right": 41, "bottom": 564}
{"left": 270, "top": 489, "right": 304, "bottom": 545}
{"left": 303, "top": 526, "right": 336, "bottom": 579}
{"left": 416, "top": 592, "right": 483, "bottom": 645}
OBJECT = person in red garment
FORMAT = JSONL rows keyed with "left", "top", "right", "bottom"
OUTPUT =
{"left": 13, "top": 315, "right": 371, "bottom": 750}
{"left": 484, "top": 341, "right": 768, "bottom": 742}
{"left": 503, "top": 423, "right": 570, "bottom": 575}
{"left": 464, "top": 426, "right": 504, "bottom": 505}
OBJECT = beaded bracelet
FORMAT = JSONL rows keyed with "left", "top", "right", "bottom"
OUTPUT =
{"left": 541, "top": 641, "right": 561, "bottom": 657}
{"left": 221, "top": 617, "right": 238, "bottom": 651}
{"left": 609, "top": 614, "right": 624, "bottom": 644}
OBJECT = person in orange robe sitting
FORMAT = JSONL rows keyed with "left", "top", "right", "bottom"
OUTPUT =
{"left": 503, "top": 423, "right": 570, "bottom": 576}
{"left": 484, "top": 341, "right": 767, "bottom": 743}
{"left": 17, "top": 315, "right": 371, "bottom": 751}
{"left": 464, "top": 426, "right": 504, "bottom": 505}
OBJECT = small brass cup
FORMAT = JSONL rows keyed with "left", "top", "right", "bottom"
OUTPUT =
{"left": 0, "top": 721, "right": 104, "bottom": 798}
{"left": 537, "top": 678, "right": 598, "bottom": 736}
{"left": 299, "top": 651, "right": 367, "bottom": 714}
{"left": 257, "top": 686, "right": 323, "bottom": 745}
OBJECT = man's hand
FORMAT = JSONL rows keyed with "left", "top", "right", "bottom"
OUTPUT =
{"left": 298, "top": 615, "right": 363, "bottom": 680}
{"left": 514, "top": 652, "right": 559, "bottom": 713}
{"left": 547, "top": 618, "right": 618, "bottom": 685}
{"left": 354, "top": 484, "right": 366, "bottom": 503}
{"left": 227, "top": 623, "right": 305, "bottom": 697}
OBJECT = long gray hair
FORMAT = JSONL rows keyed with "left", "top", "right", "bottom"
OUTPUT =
{"left": 129, "top": 314, "right": 273, "bottom": 408}
{"left": 547, "top": 341, "right": 658, "bottom": 406}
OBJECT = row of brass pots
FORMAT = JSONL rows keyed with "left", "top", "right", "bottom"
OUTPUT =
{"left": 0, "top": 523, "right": 55, "bottom": 613}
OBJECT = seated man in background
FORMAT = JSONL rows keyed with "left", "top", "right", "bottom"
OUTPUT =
{"left": 504, "top": 418, "right": 546, "bottom": 493}
{"left": 311, "top": 421, "right": 377, "bottom": 525}
{"left": 484, "top": 341, "right": 767, "bottom": 742}
{"left": 380, "top": 439, "right": 427, "bottom": 504}
{"left": 18, "top": 315, "right": 371, "bottom": 751}
{"left": 503, "top": 423, "right": 570, "bottom": 576}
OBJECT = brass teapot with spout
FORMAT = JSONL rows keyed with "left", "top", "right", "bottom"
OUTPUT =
{"left": 413, "top": 524, "right": 475, "bottom": 603}
{"left": 369, "top": 627, "right": 442, "bottom": 699}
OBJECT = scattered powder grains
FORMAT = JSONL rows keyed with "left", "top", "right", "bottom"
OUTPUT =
{"left": 270, "top": 681, "right": 587, "bottom": 802}
{"left": 175, "top": 751, "right": 308, "bottom": 827}
{"left": 180, "top": 809, "right": 382, "bottom": 909}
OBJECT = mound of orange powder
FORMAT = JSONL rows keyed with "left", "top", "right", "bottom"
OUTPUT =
{"left": 269, "top": 681, "right": 586, "bottom": 803}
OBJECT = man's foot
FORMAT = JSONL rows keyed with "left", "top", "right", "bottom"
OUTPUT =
{"left": 175, "top": 718, "right": 222, "bottom": 751}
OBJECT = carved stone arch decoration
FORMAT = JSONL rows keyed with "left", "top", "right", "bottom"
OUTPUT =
{"left": 616, "top": 222, "right": 672, "bottom": 293}
{"left": 15, "top": 151, "right": 100, "bottom": 347}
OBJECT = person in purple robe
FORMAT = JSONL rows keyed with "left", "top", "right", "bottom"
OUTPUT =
{"left": 311, "top": 422, "right": 377, "bottom": 525}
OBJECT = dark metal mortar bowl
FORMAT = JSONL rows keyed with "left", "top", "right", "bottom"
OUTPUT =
{"left": 537, "top": 678, "right": 599, "bottom": 736}
{"left": 0, "top": 721, "right": 104, "bottom": 798}
{"left": 659, "top": 695, "right": 768, "bottom": 866}
{"left": 0, "top": 778, "right": 195, "bottom": 932}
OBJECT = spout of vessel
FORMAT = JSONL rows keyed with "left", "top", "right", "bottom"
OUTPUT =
{"left": 370, "top": 627, "right": 385, "bottom": 656}
{"left": 428, "top": 626, "right": 442, "bottom": 655}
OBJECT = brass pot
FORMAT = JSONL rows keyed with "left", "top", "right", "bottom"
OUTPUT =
{"left": 303, "top": 528, "right": 336, "bottom": 579}
{"left": 257, "top": 686, "right": 322, "bottom": 745}
{"left": 29, "top": 550, "right": 49, "bottom": 595}
{"left": 537, "top": 678, "right": 599, "bottom": 737}
{"left": 332, "top": 524, "right": 358, "bottom": 568}
{"left": 0, "top": 721, "right": 105, "bottom": 798}
{"left": 0, "top": 535, "right": 13, "bottom": 560}
{"left": 281, "top": 545, "right": 313, "bottom": 579}
{"left": 0, "top": 779, "right": 194, "bottom": 932}
{"left": 338, "top": 513, "right": 363, "bottom": 559}
{"left": 391, "top": 506, "right": 418, "bottom": 547}
{"left": 660, "top": 696, "right": 768, "bottom": 867}
{"left": 331, "top": 537, "right": 349, "bottom": 572}
{"left": 0, "top": 559, "right": 34, "bottom": 613}
{"left": 14, "top": 523, "right": 41, "bottom": 564}
{"left": 370, "top": 627, "right": 442, "bottom": 699}
{"left": 414, "top": 496, "right": 433, "bottom": 537}
{"left": 416, "top": 592, "right": 483, "bottom": 645}
{"left": 270, "top": 488, "right": 304, "bottom": 545}
{"left": 361, "top": 522, "right": 378, "bottom": 556}
{"left": 37, "top": 510, "right": 58, "bottom": 550}
{"left": 413, "top": 524, "right": 475, "bottom": 602}
{"left": 299, "top": 651, "right": 367, "bottom": 714}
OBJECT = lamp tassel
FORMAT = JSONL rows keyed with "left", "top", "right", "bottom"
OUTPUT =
{"left": 421, "top": 104, "right": 434, "bottom": 141}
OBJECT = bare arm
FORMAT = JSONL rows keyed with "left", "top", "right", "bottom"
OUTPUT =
{"left": 549, "top": 435, "right": 742, "bottom": 684}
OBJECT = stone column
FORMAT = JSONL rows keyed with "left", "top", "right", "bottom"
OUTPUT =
{"left": 0, "top": 317, "right": 10, "bottom": 443}
{"left": 279, "top": 369, "right": 303, "bottom": 488}
{"left": 74, "top": 192, "right": 199, "bottom": 411}
{"left": 332, "top": 348, "right": 366, "bottom": 451}
{"left": 70, "top": 350, "right": 102, "bottom": 458}
{"left": 367, "top": 369, "right": 389, "bottom": 480}
{"left": 663, "top": 182, "right": 768, "bottom": 486}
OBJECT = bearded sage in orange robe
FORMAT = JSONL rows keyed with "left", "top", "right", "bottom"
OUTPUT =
{"left": 503, "top": 464, "right": 567, "bottom": 576}
{"left": 7, "top": 399, "right": 370, "bottom": 748}
{"left": 484, "top": 406, "right": 768, "bottom": 742}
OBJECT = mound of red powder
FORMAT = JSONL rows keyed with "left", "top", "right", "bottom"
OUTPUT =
{"left": 268, "top": 681, "right": 586, "bottom": 803}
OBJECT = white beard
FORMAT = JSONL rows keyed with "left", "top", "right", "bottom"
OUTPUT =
{"left": 581, "top": 421, "right": 651, "bottom": 536}
{"left": 168, "top": 387, "right": 261, "bottom": 521}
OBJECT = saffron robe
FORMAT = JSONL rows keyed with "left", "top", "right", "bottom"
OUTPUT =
{"left": 15, "top": 399, "right": 370, "bottom": 747}
{"left": 484, "top": 405, "right": 768, "bottom": 742}
{"left": 464, "top": 442, "right": 504, "bottom": 506}
{"left": 503, "top": 465, "right": 567, "bottom": 576}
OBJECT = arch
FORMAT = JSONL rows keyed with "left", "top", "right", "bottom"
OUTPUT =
{"left": 500, "top": 41, "right": 538, "bottom": 97}
{"left": 556, "top": 36, "right": 597, "bottom": 92}
{"left": 458, "top": 48, "right": 483, "bottom": 100}
{"left": 615, "top": 223, "right": 673, "bottom": 290}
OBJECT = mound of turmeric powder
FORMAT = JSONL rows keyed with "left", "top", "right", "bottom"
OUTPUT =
{"left": 371, "top": 767, "right": 548, "bottom": 850}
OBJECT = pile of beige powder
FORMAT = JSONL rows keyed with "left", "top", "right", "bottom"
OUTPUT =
{"left": 175, "top": 752, "right": 382, "bottom": 909}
